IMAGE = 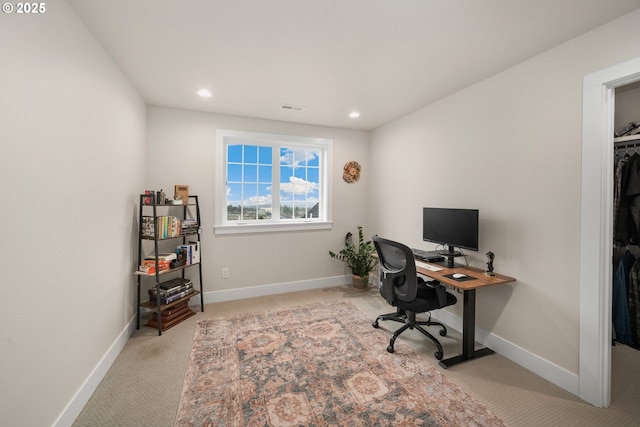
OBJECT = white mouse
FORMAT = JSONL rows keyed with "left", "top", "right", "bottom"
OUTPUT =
{"left": 452, "top": 273, "right": 466, "bottom": 279}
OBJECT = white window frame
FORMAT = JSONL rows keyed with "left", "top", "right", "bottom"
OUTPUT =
{"left": 214, "top": 129, "right": 333, "bottom": 234}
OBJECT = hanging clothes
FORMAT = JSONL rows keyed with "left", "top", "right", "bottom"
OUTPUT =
{"left": 629, "top": 260, "right": 640, "bottom": 347}
{"left": 613, "top": 251, "right": 635, "bottom": 344}
{"left": 614, "top": 154, "right": 631, "bottom": 241}
{"left": 615, "top": 153, "right": 640, "bottom": 246}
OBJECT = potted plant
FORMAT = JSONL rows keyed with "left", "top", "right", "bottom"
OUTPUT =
{"left": 329, "top": 226, "right": 378, "bottom": 290}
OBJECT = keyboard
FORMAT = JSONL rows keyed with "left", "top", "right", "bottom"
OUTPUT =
{"left": 415, "top": 260, "right": 443, "bottom": 271}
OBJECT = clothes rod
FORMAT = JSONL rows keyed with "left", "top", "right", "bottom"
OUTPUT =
{"left": 614, "top": 134, "right": 640, "bottom": 148}
{"left": 614, "top": 141, "right": 640, "bottom": 150}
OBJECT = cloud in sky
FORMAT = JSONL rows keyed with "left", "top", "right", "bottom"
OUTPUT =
{"left": 280, "top": 148, "right": 318, "bottom": 167}
{"left": 280, "top": 176, "right": 318, "bottom": 195}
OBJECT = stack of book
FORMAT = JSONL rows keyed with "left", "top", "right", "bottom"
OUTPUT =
{"left": 181, "top": 218, "right": 199, "bottom": 235}
{"left": 141, "top": 215, "right": 182, "bottom": 239}
{"left": 139, "top": 252, "right": 177, "bottom": 274}
{"left": 148, "top": 277, "right": 194, "bottom": 305}
{"left": 177, "top": 241, "right": 200, "bottom": 265}
{"left": 146, "top": 300, "right": 195, "bottom": 330}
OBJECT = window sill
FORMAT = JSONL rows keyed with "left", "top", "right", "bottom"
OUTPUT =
{"left": 214, "top": 221, "right": 333, "bottom": 235}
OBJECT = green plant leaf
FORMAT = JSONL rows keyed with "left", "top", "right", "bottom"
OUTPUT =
{"left": 328, "top": 226, "right": 378, "bottom": 277}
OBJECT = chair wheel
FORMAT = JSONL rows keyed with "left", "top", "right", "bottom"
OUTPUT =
{"left": 387, "top": 345, "right": 394, "bottom": 353}
{"left": 439, "top": 329, "right": 447, "bottom": 336}
{"left": 372, "top": 321, "right": 379, "bottom": 328}
{"left": 434, "top": 351, "right": 443, "bottom": 360}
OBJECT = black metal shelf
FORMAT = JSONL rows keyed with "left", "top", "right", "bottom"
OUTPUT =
{"left": 135, "top": 194, "right": 204, "bottom": 335}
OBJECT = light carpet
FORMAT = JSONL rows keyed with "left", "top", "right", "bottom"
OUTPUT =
{"left": 174, "top": 301, "right": 504, "bottom": 426}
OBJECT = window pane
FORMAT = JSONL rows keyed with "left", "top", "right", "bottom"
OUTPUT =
{"left": 258, "top": 165, "right": 272, "bottom": 182}
{"left": 259, "top": 146, "right": 272, "bottom": 164}
{"left": 258, "top": 184, "right": 272, "bottom": 213}
{"left": 280, "top": 147, "right": 293, "bottom": 165}
{"left": 228, "top": 145, "right": 242, "bottom": 162}
{"left": 307, "top": 151, "right": 319, "bottom": 166}
{"left": 227, "top": 202, "right": 241, "bottom": 220}
{"left": 228, "top": 164, "right": 242, "bottom": 182}
{"left": 244, "top": 164, "right": 258, "bottom": 182}
{"left": 242, "top": 207, "right": 257, "bottom": 220}
{"left": 307, "top": 167, "right": 319, "bottom": 183}
{"left": 308, "top": 201, "right": 320, "bottom": 219}
{"left": 227, "top": 183, "right": 242, "bottom": 201}
{"left": 243, "top": 184, "right": 257, "bottom": 201}
{"left": 281, "top": 166, "right": 293, "bottom": 183}
{"left": 244, "top": 145, "right": 257, "bottom": 163}
{"left": 294, "top": 168, "right": 306, "bottom": 180}
{"left": 281, "top": 202, "right": 293, "bottom": 219}
{"left": 308, "top": 188, "right": 319, "bottom": 200}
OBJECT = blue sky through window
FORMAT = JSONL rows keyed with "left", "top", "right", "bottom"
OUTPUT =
{"left": 226, "top": 144, "right": 320, "bottom": 220}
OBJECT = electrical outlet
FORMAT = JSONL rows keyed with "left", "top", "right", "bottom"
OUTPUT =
{"left": 222, "top": 267, "right": 229, "bottom": 279}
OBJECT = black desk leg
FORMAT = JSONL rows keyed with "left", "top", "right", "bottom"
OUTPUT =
{"left": 439, "top": 288, "right": 495, "bottom": 368}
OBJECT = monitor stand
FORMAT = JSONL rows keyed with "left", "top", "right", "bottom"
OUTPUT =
{"left": 438, "top": 246, "right": 463, "bottom": 268}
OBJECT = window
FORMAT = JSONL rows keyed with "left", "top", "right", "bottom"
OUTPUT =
{"left": 215, "top": 129, "right": 333, "bottom": 234}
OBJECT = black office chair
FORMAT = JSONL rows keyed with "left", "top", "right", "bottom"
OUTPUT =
{"left": 372, "top": 236, "right": 457, "bottom": 360}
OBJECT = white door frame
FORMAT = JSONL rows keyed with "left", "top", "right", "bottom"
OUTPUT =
{"left": 580, "top": 56, "right": 640, "bottom": 407}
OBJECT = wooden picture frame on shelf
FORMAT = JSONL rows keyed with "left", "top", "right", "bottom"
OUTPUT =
{"left": 174, "top": 185, "right": 189, "bottom": 205}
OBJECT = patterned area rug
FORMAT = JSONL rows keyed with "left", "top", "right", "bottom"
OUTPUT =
{"left": 175, "top": 301, "right": 505, "bottom": 426}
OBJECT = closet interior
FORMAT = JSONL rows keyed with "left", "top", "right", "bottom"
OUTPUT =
{"left": 612, "top": 80, "right": 640, "bottom": 350}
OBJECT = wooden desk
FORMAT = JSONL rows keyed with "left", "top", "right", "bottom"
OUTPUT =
{"left": 415, "top": 262, "right": 516, "bottom": 368}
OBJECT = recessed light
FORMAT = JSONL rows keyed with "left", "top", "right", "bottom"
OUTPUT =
{"left": 197, "top": 89, "right": 212, "bottom": 98}
{"left": 349, "top": 111, "right": 360, "bottom": 118}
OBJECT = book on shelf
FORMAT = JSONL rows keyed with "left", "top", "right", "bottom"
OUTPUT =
{"left": 189, "top": 241, "right": 200, "bottom": 264}
{"left": 177, "top": 243, "right": 200, "bottom": 265}
{"left": 140, "top": 256, "right": 173, "bottom": 270}
{"left": 151, "top": 302, "right": 190, "bottom": 321}
{"left": 158, "top": 277, "right": 191, "bottom": 290}
{"left": 141, "top": 216, "right": 182, "bottom": 239}
{"left": 146, "top": 307, "right": 195, "bottom": 329}
{"left": 178, "top": 244, "right": 192, "bottom": 265}
{"left": 174, "top": 247, "right": 188, "bottom": 267}
{"left": 149, "top": 280, "right": 193, "bottom": 298}
{"left": 139, "top": 260, "right": 171, "bottom": 274}
{"left": 141, "top": 216, "right": 155, "bottom": 237}
{"left": 181, "top": 219, "right": 199, "bottom": 235}
{"left": 154, "top": 301, "right": 189, "bottom": 317}
{"left": 145, "top": 252, "right": 177, "bottom": 262}
{"left": 148, "top": 287, "right": 195, "bottom": 306}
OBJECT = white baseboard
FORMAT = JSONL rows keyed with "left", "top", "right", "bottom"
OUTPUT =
{"left": 53, "top": 315, "right": 137, "bottom": 427}
{"left": 434, "top": 309, "right": 579, "bottom": 396}
{"left": 202, "top": 275, "right": 351, "bottom": 304}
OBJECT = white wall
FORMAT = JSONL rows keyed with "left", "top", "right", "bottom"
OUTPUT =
{"left": 146, "top": 107, "right": 370, "bottom": 298}
{"left": 370, "top": 9, "right": 640, "bottom": 384}
{"left": 615, "top": 82, "right": 640, "bottom": 133}
{"left": 0, "top": 3, "right": 146, "bottom": 427}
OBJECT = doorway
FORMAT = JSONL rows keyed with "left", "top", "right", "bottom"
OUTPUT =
{"left": 580, "top": 56, "right": 640, "bottom": 407}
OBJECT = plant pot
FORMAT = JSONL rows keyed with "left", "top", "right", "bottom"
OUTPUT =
{"left": 352, "top": 274, "right": 369, "bottom": 291}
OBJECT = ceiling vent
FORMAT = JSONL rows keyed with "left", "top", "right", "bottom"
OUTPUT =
{"left": 280, "top": 104, "right": 306, "bottom": 112}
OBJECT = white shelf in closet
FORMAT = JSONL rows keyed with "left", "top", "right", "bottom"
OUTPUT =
{"left": 614, "top": 134, "right": 640, "bottom": 143}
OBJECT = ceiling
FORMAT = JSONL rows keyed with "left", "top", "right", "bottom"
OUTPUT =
{"left": 68, "top": 0, "right": 640, "bottom": 131}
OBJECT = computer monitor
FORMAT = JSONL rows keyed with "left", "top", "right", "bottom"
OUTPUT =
{"left": 422, "top": 207, "right": 479, "bottom": 267}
